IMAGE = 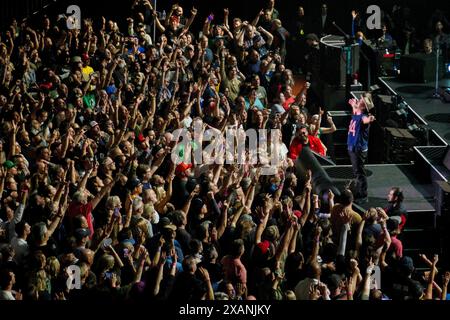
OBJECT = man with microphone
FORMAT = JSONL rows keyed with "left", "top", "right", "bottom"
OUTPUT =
{"left": 347, "top": 94, "right": 375, "bottom": 204}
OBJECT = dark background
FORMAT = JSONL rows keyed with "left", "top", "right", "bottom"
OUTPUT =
{"left": 1, "top": 0, "right": 449, "bottom": 37}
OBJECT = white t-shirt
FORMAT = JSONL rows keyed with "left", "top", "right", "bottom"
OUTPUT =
{"left": 11, "top": 237, "right": 29, "bottom": 265}
{"left": 0, "top": 290, "right": 15, "bottom": 300}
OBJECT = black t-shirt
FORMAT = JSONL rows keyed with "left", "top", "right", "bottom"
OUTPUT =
{"left": 385, "top": 203, "right": 408, "bottom": 217}
{"left": 29, "top": 238, "right": 58, "bottom": 258}
{"left": 176, "top": 228, "right": 192, "bottom": 254}
{"left": 169, "top": 272, "right": 206, "bottom": 301}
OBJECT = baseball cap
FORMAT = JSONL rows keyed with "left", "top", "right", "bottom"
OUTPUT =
{"left": 162, "top": 223, "right": 177, "bottom": 231}
{"left": 128, "top": 178, "right": 142, "bottom": 190}
{"left": 122, "top": 238, "right": 136, "bottom": 245}
{"left": 49, "top": 90, "right": 59, "bottom": 100}
{"left": 3, "top": 160, "right": 16, "bottom": 169}
{"left": 159, "top": 216, "right": 177, "bottom": 231}
{"left": 75, "top": 228, "right": 91, "bottom": 240}
{"left": 89, "top": 120, "right": 99, "bottom": 128}
{"left": 175, "top": 162, "right": 193, "bottom": 176}
{"left": 106, "top": 85, "right": 117, "bottom": 95}
{"left": 399, "top": 256, "right": 414, "bottom": 274}
{"left": 71, "top": 56, "right": 82, "bottom": 63}
{"left": 263, "top": 225, "right": 279, "bottom": 242}
{"left": 306, "top": 33, "right": 319, "bottom": 42}
{"left": 293, "top": 210, "right": 303, "bottom": 219}
{"left": 137, "top": 133, "right": 146, "bottom": 143}
{"left": 271, "top": 104, "right": 286, "bottom": 115}
{"left": 256, "top": 240, "right": 270, "bottom": 255}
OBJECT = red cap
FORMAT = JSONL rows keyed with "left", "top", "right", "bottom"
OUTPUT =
{"left": 293, "top": 210, "right": 303, "bottom": 219}
{"left": 81, "top": 53, "right": 90, "bottom": 61}
{"left": 257, "top": 240, "right": 270, "bottom": 255}
{"left": 137, "top": 133, "right": 146, "bottom": 143}
{"left": 175, "top": 162, "right": 193, "bottom": 176}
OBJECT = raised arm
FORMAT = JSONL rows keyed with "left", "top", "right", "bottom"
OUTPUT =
{"left": 320, "top": 115, "right": 337, "bottom": 134}
{"left": 442, "top": 272, "right": 450, "bottom": 300}
{"left": 183, "top": 7, "right": 198, "bottom": 33}
{"left": 152, "top": 10, "right": 166, "bottom": 33}
{"left": 216, "top": 199, "right": 229, "bottom": 239}
{"left": 255, "top": 206, "right": 271, "bottom": 244}
{"left": 355, "top": 218, "right": 366, "bottom": 257}
{"left": 91, "top": 176, "right": 117, "bottom": 210}
{"left": 223, "top": 8, "right": 230, "bottom": 29}
{"left": 251, "top": 9, "right": 264, "bottom": 27}
{"left": 47, "top": 186, "right": 70, "bottom": 237}
{"left": 199, "top": 267, "right": 214, "bottom": 300}
{"left": 306, "top": 226, "right": 322, "bottom": 265}
{"left": 275, "top": 225, "right": 293, "bottom": 263}
{"left": 425, "top": 255, "right": 439, "bottom": 300}
{"left": 257, "top": 26, "right": 274, "bottom": 46}
{"left": 361, "top": 259, "right": 375, "bottom": 300}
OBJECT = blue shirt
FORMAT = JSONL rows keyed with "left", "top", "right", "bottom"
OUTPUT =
{"left": 245, "top": 97, "right": 265, "bottom": 111}
{"left": 347, "top": 113, "right": 369, "bottom": 152}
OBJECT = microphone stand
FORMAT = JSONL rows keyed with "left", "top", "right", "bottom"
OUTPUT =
{"left": 433, "top": 47, "right": 441, "bottom": 99}
{"left": 332, "top": 21, "right": 355, "bottom": 100}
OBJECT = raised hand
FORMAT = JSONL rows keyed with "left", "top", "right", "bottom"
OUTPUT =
{"left": 443, "top": 271, "right": 450, "bottom": 287}
{"left": 366, "top": 258, "right": 375, "bottom": 275}
{"left": 198, "top": 267, "right": 210, "bottom": 281}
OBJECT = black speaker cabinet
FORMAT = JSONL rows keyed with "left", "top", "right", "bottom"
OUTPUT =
{"left": 400, "top": 53, "right": 445, "bottom": 83}
{"left": 436, "top": 180, "right": 450, "bottom": 217}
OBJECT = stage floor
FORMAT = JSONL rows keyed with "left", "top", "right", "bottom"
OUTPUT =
{"left": 324, "top": 164, "right": 435, "bottom": 212}
{"left": 381, "top": 77, "right": 450, "bottom": 145}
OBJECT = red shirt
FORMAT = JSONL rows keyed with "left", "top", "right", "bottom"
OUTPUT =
{"left": 389, "top": 235, "right": 403, "bottom": 258}
{"left": 67, "top": 201, "right": 94, "bottom": 237}
{"left": 288, "top": 136, "right": 326, "bottom": 159}
{"left": 221, "top": 256, "right": 247, "bottom": 285}
{"left": 282, "top": 96, "right": 296, "bottom": 111}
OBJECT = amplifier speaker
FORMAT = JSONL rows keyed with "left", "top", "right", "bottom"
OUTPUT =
{"left": 400, "top": 53, "right": 445, "bottom": 83}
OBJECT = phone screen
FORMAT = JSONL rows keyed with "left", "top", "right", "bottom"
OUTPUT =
{"left": 370, "top": 266, "right": 381, "bottom": 290}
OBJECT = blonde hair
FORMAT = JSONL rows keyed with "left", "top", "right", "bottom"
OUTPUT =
{"left": 106, "top": 196, "right": 121, "bottom": 210}
{"left": 46, "top": 256, "right": 60, "bottom": 279}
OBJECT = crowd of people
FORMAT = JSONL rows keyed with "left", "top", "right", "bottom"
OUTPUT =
{"left": 0, "top": 0, "right": 449, "bottom": 301}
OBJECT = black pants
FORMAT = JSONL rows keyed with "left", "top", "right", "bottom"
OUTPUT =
{"left": 348, "top": 149, "right": 368, "bottom": 198}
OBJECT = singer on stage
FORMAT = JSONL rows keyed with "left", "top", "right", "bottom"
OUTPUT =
{"left": 347, "top": 96, "right": 376, "bottom": 204}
